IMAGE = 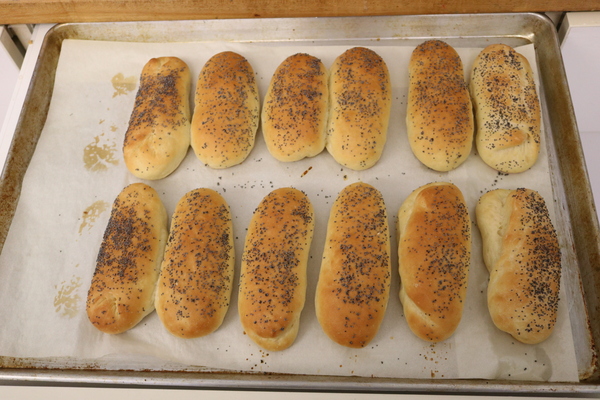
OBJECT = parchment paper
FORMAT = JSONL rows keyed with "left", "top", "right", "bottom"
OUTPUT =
{"left": 0, "top": 38, "right": 579, "bottom": 382}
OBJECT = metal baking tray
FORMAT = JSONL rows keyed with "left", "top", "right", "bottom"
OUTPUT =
{"left": 1, "top": 12, "right": 599, "bottom": 395}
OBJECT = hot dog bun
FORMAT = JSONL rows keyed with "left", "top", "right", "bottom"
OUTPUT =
{"left": 327, "top": 47, "right": 392, "bottom": 170}
{"left": 123, "top": 57, "right": 191, "bottom": 180}
{"left": 262, "top": 53, "right": 328, "bottom": 162}
{"left": 397, "top": 182, "right": 471, "bottom": 342}
{"left": 191, "top": 51, "right": 260, "bottom": 169}
{"left": 316, "top": 182, "right": 391, "bottom": 348}
{"left": 470, "top": 44, "right": 541, "bottom": 173}
{"left": 238, "top": 187, "right": 315, "bottom": 351}
{"left": 476, "top": 188, "right": 561, "bottom": 344}
{"left": 407, "top": 40, "right": 474, "bottom": 171}
{"left": 86, "top": 183, "right": 168, "bottom": 334}
{"left": 156, "top": 188, "right": 235, "bottom": 338}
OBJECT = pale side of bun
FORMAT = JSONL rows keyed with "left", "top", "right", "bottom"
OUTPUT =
{"left": 191, "top": 51, "right": 260, "bottom": 169}
{"left": 123, "top": 57, "right": 191, "bottom": 180}
{"left": 476, "top": 188, "right": 561, "bottom": 344}
{"left": 407, "top": 40, "right": 474, "bottom": 171}
{"left": 155, "top": 188, "right": 235, "bottom": 338}
{"left": 327, "top": 47, "right": 392, "bottom": 170}
{"left": 316, "top": 182, "right": 391, "bottom": 348}
{"left": 397, "top": 182, "right": 471, "bottom": 342}
{"left": 239, "top": 187, "right": 315, "bottom": 351}
{"left": 86, "top": 183, "right": 168, "bottom": 334}
{"left": 470, "top": 44, "right": 541, "bottom": 173}
{"left": 262, "top": 53, "right": 328, "bottom": 162}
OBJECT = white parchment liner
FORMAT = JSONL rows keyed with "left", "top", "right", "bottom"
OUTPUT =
{"left": 0, "top": 39, "right": 579, "bottom": 381}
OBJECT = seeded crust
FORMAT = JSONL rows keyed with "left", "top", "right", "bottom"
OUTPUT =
{"left": 86, "top": 183, "right": 168, "bottom": 334}
{"left": 327, "top": 47, "right": 392, "bottom": 171}
{"left": 155, "top": 188, "right": 235, "bottom": 339}
{"left": 470, "top": 44, "right": 541, "bottom": 174}
{"left": 406, "top": 40, "right": 474, "bottom": 172}
{"left": 239, "top": 188, "right": 315, "bottom": 351}
{"left": 397, "top": 182, "right": 471, "bottom": 342}
{"left": 191, "top": 51, "right": 260, "bottom": 169}
{"left": 123, "top": 57, "right": 191, "bottom": 180}
{"left": 316, "top": 182, "right": 391, "bottom": 348}
{"left": 476, "top": 188, "right": 561, "bottom": 344}
{"left": 262, "top": 53, "right": 328, "bottom": 162}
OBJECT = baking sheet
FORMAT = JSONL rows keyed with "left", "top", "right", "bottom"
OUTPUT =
{"left": 0, "top": 34, "right": 582, "bottom": 382}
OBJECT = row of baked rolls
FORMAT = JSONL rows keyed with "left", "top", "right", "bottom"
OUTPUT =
{"left": 123, "top": 53, "right": 260, "bottom": 179}
{"left": 86, "top": 182, "right": 560, "bottom": 346}
{"left": 407, "top": 41, "right": 541, "bottom": 174}
{"left": 262, "top": 48, "right": 392, "bottom": 170}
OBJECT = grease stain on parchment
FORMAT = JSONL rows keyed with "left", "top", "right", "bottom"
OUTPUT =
{"left": 111, "top": 73, "right": 137, "bottom": 97}
{"left": 83, "top": 133, "right": 119, "bottom": 171}
{"left": 79, "top": 200, "right": 109, "bottom": 234}
{"left": 54, "top": 274, "right": 83, "bottom": 318}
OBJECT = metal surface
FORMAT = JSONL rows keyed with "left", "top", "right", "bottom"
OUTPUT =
{"left": 0, "top": 13, "right": 599, "bottom": 394}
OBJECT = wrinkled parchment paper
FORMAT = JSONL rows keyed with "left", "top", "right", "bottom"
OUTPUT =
{"left": 0, "top": 38, "right": 580, "bottom": 381}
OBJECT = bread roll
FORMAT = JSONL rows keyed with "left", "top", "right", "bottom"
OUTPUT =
{"left": 239, "top": 187, "right": 314, "bottom": 351}
{"left": 316, "top": 182, "right": 391, "bottom": 348}
{"left": 191, "top": 51, "right": 260, "bottom": 169}
{"left": 397, "top": 182, "right": 471, "bottom": 342}
{"left": 155, "top": 188, "right": 234, "bottom": 338}
{"left": 262, "top": 53, "right": 328, "bottom": 162}
{"left": 86, "top": 183, "right": 168, "bottom": 334}
{"left": 123, "top": 57, "right": 191, "bottom": 180}
{"left": 476, "top": 188, "right": 561, "bottom": 344}
{"left": 470, "top": 44, "right": 541, "bottom": 173}
{"left": 407, "top": 40, "right": 474, "bottom": 171}
{"left": 327, "top": 47, "right": 392, "bottom": 170}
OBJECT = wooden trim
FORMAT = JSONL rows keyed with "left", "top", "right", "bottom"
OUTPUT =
{"left": 0, "top": 0, "right": 598, "bottom": 24}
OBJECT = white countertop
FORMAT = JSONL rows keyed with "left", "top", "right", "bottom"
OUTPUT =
{"left": 1, "top": 16, "right": 599, "bottom": 398}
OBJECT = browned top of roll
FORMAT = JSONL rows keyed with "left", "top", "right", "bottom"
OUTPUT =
{"left": 156, "top": 188, "right": 234, "bottom": 339}
{"left": 327, "top": 47, "right": 392, "bottom": 170}
{"left": 191, "top": 51, "right": 260, "bottom": 169}
{"left": 406, "top": 40, "right": 473, "bottom": 171}
{"left": 316, "top": 182, "right": 391, "bottom": 348}
{"left": 477, "top": 188, "right": 561, "bottom": 344}
{"left": 239, "top": 187, "right": 314, "bottom": 351}
{"left": 470, "top": 44, "right": 541, "bottom": 173}
{"left": 123, "top": 57, "right": 191, "bottom": 180}
{"left": 86, "top": 183, "right": 168, "bottom": 334}
{"left": 397, "top": 182, "right": 471, "bottom": 342}
{"left": 262, "top": 53, "right": 328, "bottom": 162}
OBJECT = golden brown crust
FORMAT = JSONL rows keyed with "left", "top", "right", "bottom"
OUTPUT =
{"left": 315, "top": 182, "right": 391, "bottom": 348}
{"left": 327, "top": 47, "right": 392, "bottom": 171}
{"left": 476, "top": 188, "right": 561, "bottom": 344}
{"left": 407, "top": 40, "right": 474, "bottom": 171}
{"left": 155, "top": 188, "right": 235, "bottom": 338}
{"left": 123, "top": 57, "right": 191, "bottom": 180}
{"left": 86, "top": 183, "right": 168, "bottom": 334}
{"left": 238, "top": 187, "right": 315, "bottom": 351}
{"left": 470, "top": 44, "right": 541, "bottom": 173}
{"left": 191, "top": 51, "right": 260, "bottom": 169}
{"left": 262, "top": 53, "right": 328, "bottom": 162}
{"left": 397, "top": 182, "right": 471, "bottom": 342}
